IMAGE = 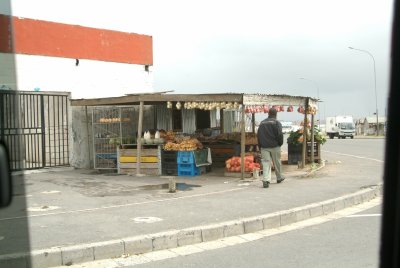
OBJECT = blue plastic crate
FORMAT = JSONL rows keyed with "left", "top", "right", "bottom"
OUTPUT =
{"left": 96, "top": 153, "right": 117, "bottom": 159}
{"left": 177, "top": 151, "right": 195, "bottom": 164}
{"left": 178, "top": 163, "right": 199, "bottom": 176}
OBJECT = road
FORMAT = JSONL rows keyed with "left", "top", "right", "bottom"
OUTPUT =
{"left": 132, "top": 205, "right": 382, "bottom": 268}
{"left": 58, "top": 138, "right": 385, "bottom": 268}
{"left": 322, "top": 137, "right": 385, "bottom": 161}
{"left": 131, "top": 138, "right": 385, "bottom": 267}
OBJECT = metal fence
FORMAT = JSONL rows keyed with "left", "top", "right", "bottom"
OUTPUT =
{"left": 92, "top": 106, "right": 136, "bottom": 169}
{"left": 0, "top": 90, "right": 70, "bottom": 171}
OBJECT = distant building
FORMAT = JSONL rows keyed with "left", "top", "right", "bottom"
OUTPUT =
{"left": 355, "top": 116, "right": 386, "bottom": 136}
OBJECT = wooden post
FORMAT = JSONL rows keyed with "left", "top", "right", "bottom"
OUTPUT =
{"left": 310, "top": 113, "right": 315, "bottom": 164}
{"left": 252, "top": 113, "right": 256, "bottom": 134}
{"left": 85, "top": 106, "right": 92, "bottom": 168}
{"left": 301, "top": 98, "right": 309, "bottom": 169}
{"left": 241, "top": 106, "right": 246, "bottom": 179}
{"left": 136, "top": 101, "right": 144, "bottom": 175}
{"left": 220, "top": 109, "right": 224, "bottom": 133}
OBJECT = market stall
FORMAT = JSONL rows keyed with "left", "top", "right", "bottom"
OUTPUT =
{"left": 70, "top": 92, "right": 320, "bottom": 179}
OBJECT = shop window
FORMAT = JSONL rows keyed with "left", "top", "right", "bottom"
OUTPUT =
{"left": 196, "top": 110, "right": 211, "bottom": 129}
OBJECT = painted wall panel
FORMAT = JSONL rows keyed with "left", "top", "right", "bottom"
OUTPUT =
{"left": 0, "top": 14, "right": 153, "bottom": 65}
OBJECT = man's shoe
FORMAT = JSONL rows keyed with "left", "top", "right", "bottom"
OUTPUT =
{"left": 277, "top": 177, "right": 285, "bottom": 183}
{"left": 262, "top": 181, "right": 270, "bottom": 188}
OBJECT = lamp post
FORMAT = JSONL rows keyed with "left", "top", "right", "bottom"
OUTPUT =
{"left": 299, "top": 77, "right": 320, "bottom": 128}
{"left": 348, "top": 46, "right": 379, "bottom": 136}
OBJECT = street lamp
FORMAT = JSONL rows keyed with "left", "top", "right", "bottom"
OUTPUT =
{"left": 348, "top": 46, "right": 379, "bottom": 136}
{"left": 299, "top": 77, "right": 320, "bottom": 128}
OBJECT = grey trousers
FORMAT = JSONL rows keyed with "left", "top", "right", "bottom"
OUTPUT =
{"left": 260, "top": 147, "right": 283, "bottom": 183}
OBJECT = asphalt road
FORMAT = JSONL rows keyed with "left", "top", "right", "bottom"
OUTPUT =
{"left": 133, "top": 205, "right": 382, "bottom": 268}
{"left": 321, "top": 137, "right": 385, "bottom": 161}
{"left": 0, "top": 137, "right": 385, "bottom": 260}
{"left": 131, "top": 138, "right": 386, "bottom": 268}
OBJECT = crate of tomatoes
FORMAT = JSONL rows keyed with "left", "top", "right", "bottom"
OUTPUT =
{"left": 225, "top": 155, "right": 261, "bottom": 173}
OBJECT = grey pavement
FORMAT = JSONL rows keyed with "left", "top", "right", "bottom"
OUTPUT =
{"left": 0, "top": 139, "right": 384, "bottom": 267}
{"left": 131, "top": 204, "right": 382, "bottom": 268}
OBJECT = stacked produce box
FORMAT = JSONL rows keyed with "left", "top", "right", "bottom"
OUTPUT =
{"left": 177, "top": 151, "right": 199, "bottom": 176}
{"left": 161, "top": 150, "right": 178, "bottom": 176}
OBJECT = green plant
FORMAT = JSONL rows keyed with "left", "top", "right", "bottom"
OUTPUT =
{"left": 108, "top": 134, "right": 122, "bottom": 145}
{"left": 314, "top": 126, "right": 327, "bottom": 145}
{"left": 287, "top": 125, "right": 327, "bottom": 145}
{"left": 287, "top": 130, "right": 303, "bottom": 145}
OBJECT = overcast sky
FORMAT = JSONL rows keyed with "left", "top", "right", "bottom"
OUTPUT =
{"left": 4, "top": 0, "right": 395, "bottom": 121}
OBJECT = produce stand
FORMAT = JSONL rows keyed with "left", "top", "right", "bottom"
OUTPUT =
{"left": 71, "top": 92, "right": 320, "bottom": 179}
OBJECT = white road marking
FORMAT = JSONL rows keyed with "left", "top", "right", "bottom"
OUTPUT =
{"left": 132, "top": 217, "right": 163, "bottom": 223}
{"left": 142, "top": 250, "right": 179, "bottom": 261}
{"left": 220, "top": 236, "right": 248, "bottom": 246}
{"left": 346, "top": 214, "right": 381, "bottom": 218}
{"left": 169, "top": 245, "right": 204, "bottom": 256}
{"left": 322, "top": 150, "right": 384, "bottom": 163}
{"left": 41, "top": 190, "right": 61, "bottom": 194}
{"left": 0, "top": 188, "right": 246, "bottom": 221}
{"left": 57, "top": 197, "right": 382, "bottom": 268}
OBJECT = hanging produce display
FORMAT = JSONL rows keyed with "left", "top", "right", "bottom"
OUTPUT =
{"left": 167, "top": 101, "right": 240, "bottom": 110}
{"left": 166, "top": 100, "right": 318, "bottom": 115}
{"left": 297, "top": 104, "right": 318, "bottom": 115}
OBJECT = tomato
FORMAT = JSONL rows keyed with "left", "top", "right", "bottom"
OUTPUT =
{"left": 245, "top": 155, "right": 254, "bottom": 162}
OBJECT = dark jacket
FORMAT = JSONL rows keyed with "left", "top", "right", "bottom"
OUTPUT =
{"left": 257, "top": 118, "right": 283, "bottom": 148}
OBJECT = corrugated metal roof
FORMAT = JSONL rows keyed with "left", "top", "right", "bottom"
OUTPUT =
{"left": 71, "top": 92, "right": 317, "bottom": 107}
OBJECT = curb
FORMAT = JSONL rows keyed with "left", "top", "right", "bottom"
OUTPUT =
{"left": 0, "top": 184, "right": 383, "bottom": 268}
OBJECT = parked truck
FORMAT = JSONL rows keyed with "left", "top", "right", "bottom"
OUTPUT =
{"left": 325, "top": 115, "right": 355, "bottom": 139}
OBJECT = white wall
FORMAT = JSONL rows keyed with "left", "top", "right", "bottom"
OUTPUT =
{"left": 1, "top": 53, "right": 154, "bottom": 98}
{"left": 0, "top": 53, "right": 17, "bottom": 90}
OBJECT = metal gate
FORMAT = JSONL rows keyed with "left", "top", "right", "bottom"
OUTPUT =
{"left": 0, "top": 90, "right": 70, "bottom": 171}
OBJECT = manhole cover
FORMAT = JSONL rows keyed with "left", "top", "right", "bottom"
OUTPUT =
{"left": 132, "top": 217, "right": 163, "bottom": 223}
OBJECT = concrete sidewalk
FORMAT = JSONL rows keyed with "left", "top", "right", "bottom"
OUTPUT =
{"left": 0, "top": 150, "right": 383, "bottom": 267}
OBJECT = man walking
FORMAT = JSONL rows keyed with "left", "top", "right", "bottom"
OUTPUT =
{"left": 257, "top": 107, "right": 285, "bottom": 188}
